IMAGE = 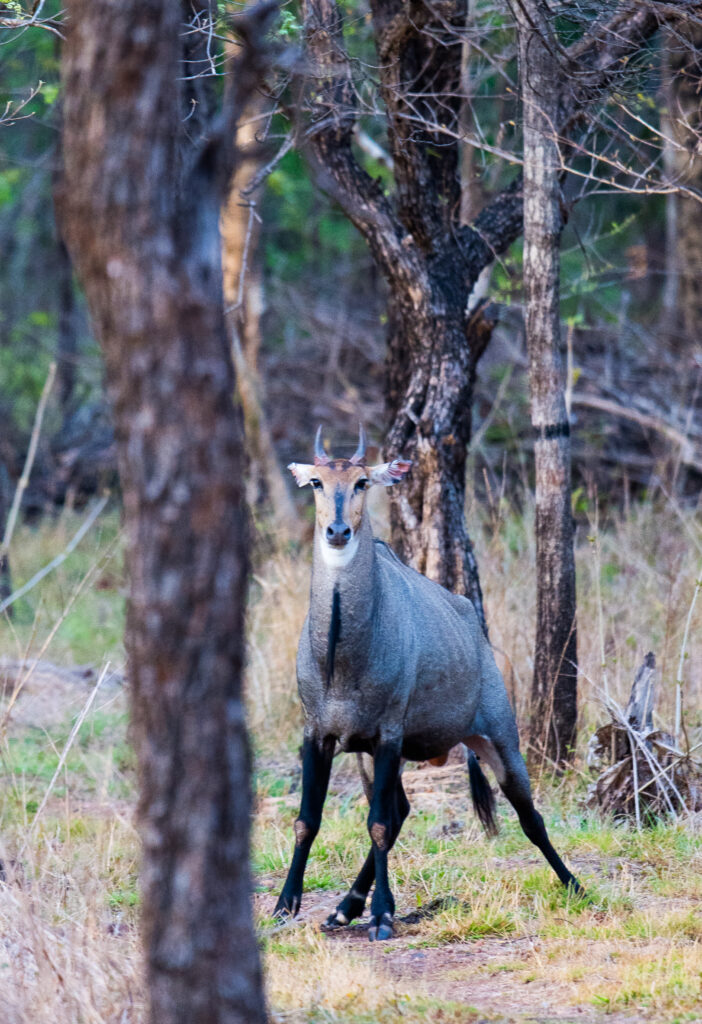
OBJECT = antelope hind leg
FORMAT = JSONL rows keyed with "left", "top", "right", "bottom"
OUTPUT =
{"left": 494, "top": 737, "right": 582, "bottom": 893}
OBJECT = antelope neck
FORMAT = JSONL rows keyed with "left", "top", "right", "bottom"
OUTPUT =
{"left": 308, "top": 515, "right": 376, "bottom": 665}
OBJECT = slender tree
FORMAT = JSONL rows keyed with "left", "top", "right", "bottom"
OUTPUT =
{"left": 665, "top": 22, "right": 702, "bottom": 344}
{"left": 515, "top": 0, "right": 577, "bottom": 765}
{"left": 221, "top": 85, "right": 300, "bottom": 540}
{"left": 58, "top": 3, "right": 271, "bottom": 1022}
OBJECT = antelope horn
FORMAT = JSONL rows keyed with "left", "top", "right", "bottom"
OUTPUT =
{"left": 313, "top": 424, "right": 331, "bottom": 465}
{"left": 349, "top": 423, "right": 367, "bottom": 465}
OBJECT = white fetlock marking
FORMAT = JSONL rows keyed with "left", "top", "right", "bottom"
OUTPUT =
{"left": 335, "top": 911, "right": 348, "bottom": 925}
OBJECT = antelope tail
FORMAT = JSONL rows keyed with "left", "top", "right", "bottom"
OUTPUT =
{"left": 467, "top": 750, "right": 498, "bottom": 836}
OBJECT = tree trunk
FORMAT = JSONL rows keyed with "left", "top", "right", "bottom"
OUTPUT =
{"left": 221, "top": 88, "right": 299, "bottom": 542}
{"left": 300, "top": 0, "right": 500, "bottom": 632}
{"left": 384, "top": 291, "right": 494, "bottom": 627}
{"left": 517, "top": 2, "right": 578, "bottom": 766}
{"left": 55, "top": 235, "right": 77, "bottom": 428}
{"left": 660, "top": 42, "right": 680, "bottom": 332}
{"left": 667, "top": 24, "right": 702, "bottom": 345}
{"left": 58, "top": 4, "right": 268, "bottom": 1023}
{"left": 297, "top": 0, "right": 670, "bottom": 644}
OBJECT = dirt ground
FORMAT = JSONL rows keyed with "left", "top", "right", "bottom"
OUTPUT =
{"left": 257, "top": 760, "right": 702, "bottom": 1024}
{"left": 2, "top": 660, "right": 700, "bottom": 1024}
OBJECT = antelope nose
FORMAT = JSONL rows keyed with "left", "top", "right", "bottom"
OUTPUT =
{"left": 326, "top": 523, "right": 352, "bottom": 546}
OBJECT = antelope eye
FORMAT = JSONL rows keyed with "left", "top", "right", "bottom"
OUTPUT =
{"left": 354, "top": 478, "right": 369, "bottom": 493}
{"left": 310, "top": 478, "right": 323, "bottom": 490}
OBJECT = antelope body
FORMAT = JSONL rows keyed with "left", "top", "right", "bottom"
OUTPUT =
{"left": 275, "top": 427, "right": 580, "bottom": 940}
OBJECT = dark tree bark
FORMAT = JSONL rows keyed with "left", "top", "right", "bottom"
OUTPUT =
{"left": 300, "top": 0, "right": 498, "bottom": 631}
{"left": 58, "top": 3, "right": 271, "bottom": 1022}
{"left": 55, "top": 235, "right": 77, "bottom": 427}
{"left": 297, "top": 0, "right": 686, "bottom": 637}
{"left": 516, "top": 1, "right": 578, "bottom": 766}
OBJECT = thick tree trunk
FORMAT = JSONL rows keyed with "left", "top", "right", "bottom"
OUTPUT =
{"left": 298, "top": 0, "right": 667, "bottom": 646}
{"left": 58, "top": 4, "right": 268, "bottom": 1023}
{"left": 384, "top": 292, "right": 494, "bottom": 625}
{"left": 518, "top": 2, "right": 578, "bottom": 766}
{"left": 300, "top": 0, "right": 496, "bottom": 632}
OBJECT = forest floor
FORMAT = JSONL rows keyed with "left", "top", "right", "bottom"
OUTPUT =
{"left": 0, "top": 503, "right": 700, "bottom": 1022}
{"left": 255, "top": 754, "right": 702, "bottom": 1024}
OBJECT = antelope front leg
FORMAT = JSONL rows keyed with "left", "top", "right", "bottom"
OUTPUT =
{"left": 326, "top": 776, "right": 410, "bottom": 930}
{"left": 367, "top": 741, "right": 402, "bottom": 941}
{"left": 274, "top": 735, "right": 335, "bottom": 919}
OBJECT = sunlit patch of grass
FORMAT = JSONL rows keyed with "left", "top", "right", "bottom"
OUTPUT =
{"left": 0, "top": 707, "right": 133, "bottom": 824}
{"left": 264, "top": 924, "right": 492, "bottom": 1023}
{"left": 580, "top": 943, "right": 702, "bottom": 1015}
{"left": 0, "top": 499, "right": 701, "bottom": 1021}
{"left": 0, "top": 507, "right": 125, "bottom": 666}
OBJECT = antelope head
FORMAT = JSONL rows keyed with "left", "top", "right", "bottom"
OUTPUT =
{"left": 288, "top": 425, "right": 412, "bottom": 567}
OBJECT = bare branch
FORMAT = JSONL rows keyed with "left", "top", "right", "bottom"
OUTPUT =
{"left": 188, "top": 1, "right": 279, "bottom": 199}
{"left": 459, "top": 1, "right": 698, "bottom": 276}
{"left": 572, "top": 392, "right": 702, "bottom": 474}
{"left": 298, "top": 0, "right": 428, "bottom": 295}
{"left": 0, "top": 361, "right": 56, "bottom": 559}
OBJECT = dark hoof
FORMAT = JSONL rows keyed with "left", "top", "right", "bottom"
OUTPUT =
{"left": 568, "top": 879, "right": 591, "bottom": 904}
{"left": 323, "top": 909, "right": 349, "bottom": 930}
{"left": 368, "top": 912, "right": 394, "bottom": 942}
{"left": 273, "top": 893, "right": 300, "bottom": 920}
{"left": 322, "top": 890, "right": 367, "bottom": 930}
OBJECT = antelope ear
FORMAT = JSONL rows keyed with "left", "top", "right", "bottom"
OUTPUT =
{"left": 368, "top": 459, "right": 412, "bottom": 486}
{"left": 288, "top": 463, "right": 317, "bottom": 488}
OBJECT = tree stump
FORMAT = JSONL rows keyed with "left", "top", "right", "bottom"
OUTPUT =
{"left": 586, "top": 653, "right": 702, "bottom": 823}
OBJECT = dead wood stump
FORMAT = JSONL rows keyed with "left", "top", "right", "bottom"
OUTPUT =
{"left": 586, "top": 653, "right": 702, "bottom": 823}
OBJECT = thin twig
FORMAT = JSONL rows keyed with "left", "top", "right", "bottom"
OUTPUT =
{"left": 628, "top": 731, "right": 641, "bottom": 830}
{"left": 18, "top": 663, "right": 111, "bottom": 854}
{"left": 242, "top": 133, "right": 294, "bottom": 196}
{"left": 0, "top": 534, "right": 121, "bottom": 734}
{"left": 225, "top": 201, "right": 258, "bottom": 315}
{"left": 1, "top": 361, "right": 56, "bottom": 558}
{"left": 0, "top": 494, "right": 110, "bottom": 615}
{"left": 589, "top": 500, "right": 608, "bottom": 699}
{"left": 675, "top": 566, "right": 702, "bottom": 750}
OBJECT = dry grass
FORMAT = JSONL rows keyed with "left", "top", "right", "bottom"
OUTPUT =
{"left": 0, "top": 495, "right": 700, "bottom": 1022}
{"left": 0, "top": 817, "right": 143, "bottom": 1024}
{"left": 248, "top": 490, "right": 702, "bottom": 758}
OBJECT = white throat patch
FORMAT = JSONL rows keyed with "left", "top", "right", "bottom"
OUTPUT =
{"left": 318, "top": 534, "right": 359, "bottom": 569}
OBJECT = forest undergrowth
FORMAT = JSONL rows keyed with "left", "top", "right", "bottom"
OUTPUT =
{"left": 0, "top": 492, "right": 700, "bottom": 1023}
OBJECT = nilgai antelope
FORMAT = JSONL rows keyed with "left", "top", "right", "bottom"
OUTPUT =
{"left": 275, "top": 426, "right": 581, "bottom": 940}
